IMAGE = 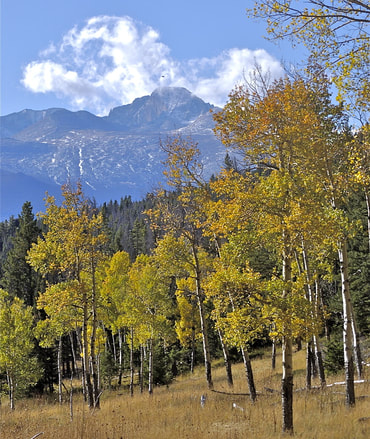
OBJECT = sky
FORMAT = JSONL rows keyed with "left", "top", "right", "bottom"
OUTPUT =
{"left": 1, "top": 0, "right": 305, "bottom": 117}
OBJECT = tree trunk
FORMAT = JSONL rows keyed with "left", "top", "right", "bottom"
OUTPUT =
{"left": 241, "top": 347, "right": 257, "bottom": 402}
{"left": 306, "top": 342, "right": 312, "bottom": 390}
{"left": 271, "top": 338, "right": 276, "bottom": 370}
{"left": 281, "top": 236, "right": 294, "bottom": 434}
{"left": 117, "top": 329, "right": 123, "bottom": 387}
{"left": 365, "top": 188, "right": 370, "bottom": 254}
{"left": 130, "top": 327, "right": 134, "bottom": 397}
{"left": 82, "top": 299, "right": 94, "bottom": 408}
{"left": 338, "top": 240, "right": 355, "bottom": 406}
{"left": 69, "top": 331, "right": 78, "bottom": 378}
{"left": 302, "top": 243, "right": 326, "bottom": 387}
{"left": 190, "top": 327, "right": 195, "bottom": 374}
{"left": 58, "top": 336, "right": 63, "bottom": 404}
{"left": 218, "top": 329, "right": 233, "bottom": 387}
{"left": 90, "top": 261, "right": 100, "bottom": 409}
{"left": 314, "top": 280, "right": 326, "bottom": 387}
{"left": 76, "top": 328, "right": 87, "bottom": 402}
{"left": 312, "top": 334, "right": 325, "bottom": 386}
{"left": 7, "top": 370, "right": 15, "bottom": 411}
{"left": 148, "top": 338, "right": 153, "bottom": 395}
{"left": 282, "top": 335, "right": 293, "bottom": 433}
{"left": 69, "top": 373, "right": 74, "bottom": 422}
{"left": 350, "top": 304, "right": 363, "bottom": 379}
{"left": 112, "top": 331, "right": 117, "bottom": 365}
{"left": 140, "top": 345, "right": 144, "bottom": 393}
{"left": 193, "top": 246, "right": 213, "bottom": 390}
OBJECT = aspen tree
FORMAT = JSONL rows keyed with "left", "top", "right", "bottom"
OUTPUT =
{"left": 205, "top": 246, "right": 265, "bottom": 402}
{"left": 127, "top": 254, "right": 175, "bottom": 394}
{"left": 249, "top": 0, "right": 370, "bottom": 116}
{"left": 150, "top": 137, "right": 216, "bottom": 389}
{"left": 100, "top": 251, "right": 131, "bottom": 386}
{"left": 0, "top": 290, "right": 41, "bottom": 410}
{"left": 174, "top": 278, "right": 202, "bottom": 374}
{"left": 27, "top": 183, "right": 107, "bottom": 408}
{"left": 153, "top": 233, "right": 214, "bottom": 389}
{"left": 213, "top": 74, "right": 354, "bottom": 430}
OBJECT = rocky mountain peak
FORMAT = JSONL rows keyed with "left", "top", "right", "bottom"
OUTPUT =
{"left": 106, "top": 87, "right": 214, "bottom": 131}
{"left": 0, "top": 87, "right": 224, "bottom": 219}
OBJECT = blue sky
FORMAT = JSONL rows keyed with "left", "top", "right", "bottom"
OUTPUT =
{"left": 1, "top": 0, "right": 305, "bottom": 116}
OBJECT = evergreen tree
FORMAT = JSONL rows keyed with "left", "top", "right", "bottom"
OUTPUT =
{"left": 131, "top": 218, "right": 147, "bottom": 258}
{"left": 0, "top": 217, "right": 19, "bottom": 278}
{"left": 1, "top": 202, "right": 41, "bottom": 307}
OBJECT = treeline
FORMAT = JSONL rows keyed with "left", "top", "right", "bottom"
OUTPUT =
{"left": 0, "top": 72, "right": 369, "bottom": 436}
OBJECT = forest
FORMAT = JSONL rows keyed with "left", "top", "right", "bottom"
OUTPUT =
{"left": 0, "top": 1, "right": 369, "bottom": 437}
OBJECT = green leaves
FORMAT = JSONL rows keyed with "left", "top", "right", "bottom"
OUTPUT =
{"left": 0, "top": 289, "right": 42, "bottom": 405}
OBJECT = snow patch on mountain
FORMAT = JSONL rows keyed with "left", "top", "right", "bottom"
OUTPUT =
{"left": 0, "top": 87, "right": 226, "bottom": 219}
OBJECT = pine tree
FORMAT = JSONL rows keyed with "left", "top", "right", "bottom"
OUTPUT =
{"left": 1, "top": 202, "right": 41, "bottom": 307}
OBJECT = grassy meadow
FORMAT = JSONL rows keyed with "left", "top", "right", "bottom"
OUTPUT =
{"left": 1, "top": 348, "right": 369, "bottom": 439}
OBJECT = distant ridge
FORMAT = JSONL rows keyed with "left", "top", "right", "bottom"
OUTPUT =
{"left": 0, "top": 87, "right": 224, "bottom": 220}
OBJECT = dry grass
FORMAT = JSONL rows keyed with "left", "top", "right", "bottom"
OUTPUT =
{"left": 1, "top": 348, "right": 369, "bottom": 439}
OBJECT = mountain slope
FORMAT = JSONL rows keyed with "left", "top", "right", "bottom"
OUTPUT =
{"left": 0, "top": 87, "right": 225, "bottom": 219}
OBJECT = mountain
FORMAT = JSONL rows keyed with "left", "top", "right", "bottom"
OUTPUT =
{"left": 0, "top": 87, "right": 225, "bottom": 220}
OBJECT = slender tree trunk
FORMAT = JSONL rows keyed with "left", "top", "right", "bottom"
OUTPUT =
{"left": 58, "top": 336, "right": 63, "bottom": 404}
{"left": 241, "top": 347, "right": 257, "bottom": 402}
{"left": 69, "top": 373, "right": 74, "bottom": 422}
{"left": 76, "top": 327, "right": 87, "bottom": 402}
{"left": 130, "top": 327, "right": 134, "bottom": 397}
{"left": 306, "top": 342, "right": 313, "bottom": 390}
{"left": 112, "top": 331, "right": 117, "bottom": 365}
{"left": 365, "top": 188, "right": 370, "bottom": 254}
{"left": 218, "top": 329, "right": 233, "bottom": 387}
{"left": 193, "top": 246, "right": 213, "bottom": 390}
{"left": 148, "top": 338, "right": 154, "bottom": 395}
{"left": 313, "top": 335, "right": 326, "bottom": 386}
{"left": 97, "top": 354, "right": 101, "bottom": 392}
{"left": 7, "top": 371, "right": 15, "bottom": 411}
{"left": 190, "top": 327, "right": 195, "bottom": 374}
{"left": 140, "top": 345, "right": 144, "bottom": 393}
{"left": 301, "top": 243, "right": 326, "bottom": 387}
{"left": 117, "top": 329, "right": 123, "bottom": 387}
{"left": 271, "top": 338, "right": 276, "bottom": 370}
{"left": 82, "top": 299, "right": 94, "bottom": 408}
{"left": 338, "top": 240, "right": 356, "bottom": 406}
{"left": 349, "top": 303, "right": 363, "bottom": 379}
{"left": 69, "top": 332, "right": 78, "bottom": 378}
{"left": 314, "top": 280, "right": 326, "bottom": 386}
{"left": 281, "top": 236, "right": 294, "bottom": 434}
{"left": 89, "top": 260, "right": 100, "bottom": 409}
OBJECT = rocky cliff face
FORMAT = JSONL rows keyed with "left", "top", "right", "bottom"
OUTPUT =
{"left": 0, "top": 87, "right": 224, "bottom": 219}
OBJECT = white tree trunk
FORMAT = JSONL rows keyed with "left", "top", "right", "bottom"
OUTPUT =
{"left": 193, "top": 246, "right": 213, "bottom": 390}
{"left": 301, "top": 245, "right": 326, "bottom": 387}
{"left": 130, "top": 327, "right": 134, "bottom": 397}
{"left": 338, "top": 240, "right": 355, "bottom": 406}
{"left": 58, "top": 336, "right": 63, "bottom": 404}
{"left": 365, "top": 188, "right": 370, "bottom": 253}
{"left": 7, "top": 370, "right": 15, "bottom": 411}
{"left": 148, "top": 338, "right": 153, "bottom": 395}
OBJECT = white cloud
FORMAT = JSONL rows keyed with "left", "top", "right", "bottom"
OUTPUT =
{"left": 21, "top": 16, "right": 283, "bottom": 114}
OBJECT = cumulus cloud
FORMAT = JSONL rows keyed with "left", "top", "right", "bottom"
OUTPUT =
{"left": 21, "top": 16, "right": 283, "bottom": 114}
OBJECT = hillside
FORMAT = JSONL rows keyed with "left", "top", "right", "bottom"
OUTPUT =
{"left": 0, "top": 87, "right": 225, "bottom": 219}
